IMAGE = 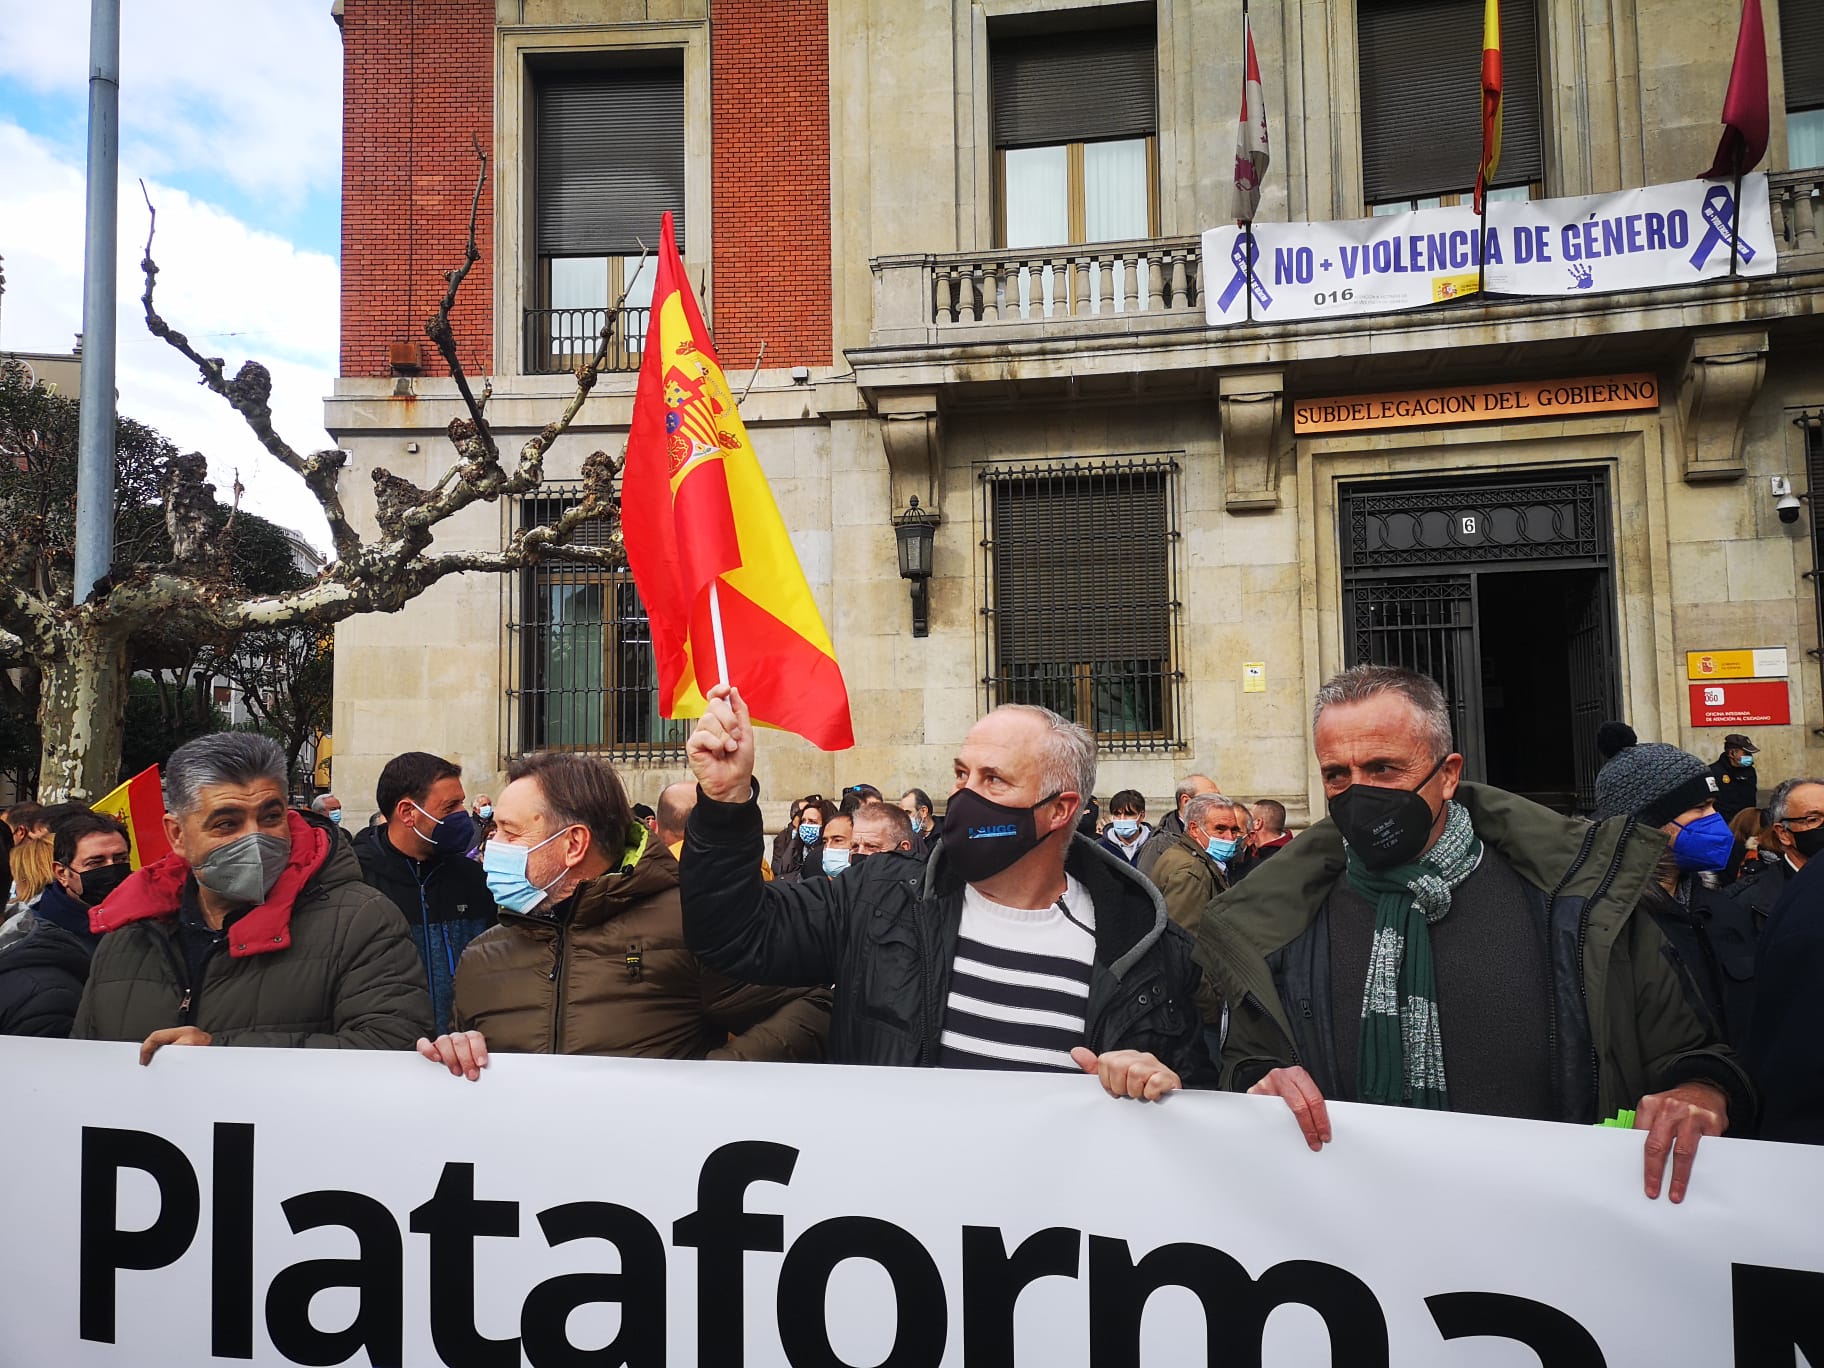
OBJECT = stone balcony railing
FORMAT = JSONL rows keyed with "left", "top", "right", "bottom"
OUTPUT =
{"left": 869, "top": 235, "right": 1203, "bottom": 345}
{"left": 1769, "top": 166, "right": 1824, "bottom": 260}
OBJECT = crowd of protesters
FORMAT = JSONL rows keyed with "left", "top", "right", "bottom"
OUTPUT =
{"left": 1, "top": 663, "right": 1819, "bottom": 1186}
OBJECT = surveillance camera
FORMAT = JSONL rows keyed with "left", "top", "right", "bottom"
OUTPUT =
{"left": 1778, "top": 493, "right": 1803, "bottom": 524}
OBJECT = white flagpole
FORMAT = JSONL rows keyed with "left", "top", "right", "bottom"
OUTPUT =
{"left": 708, "top": 579, "right": 731, "bottom": 689}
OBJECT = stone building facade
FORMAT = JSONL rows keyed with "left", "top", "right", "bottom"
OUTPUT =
{"left": 329, "top": 0, "right": 1824, "bottom": 828}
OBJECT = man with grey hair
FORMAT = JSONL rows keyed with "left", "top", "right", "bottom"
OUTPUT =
{"left": 308, "top": 793, "right": 343, "bottom": 825}
{"left": 1200, "top": 663, "right": 1752, "bottom": 1205}
{"left": 74, "top": 732, "right": 433, "bottom": 1060}
{"left": 1136, "top": 773, "right": 1221, "bottom": 878}
{"left": 1149, "top": 792, "right": 1248, "bottom": 935}
{"left": 681, "top": 685, "right": 1213, "bottom": 1099}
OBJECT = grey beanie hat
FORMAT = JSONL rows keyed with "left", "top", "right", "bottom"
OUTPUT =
{"left": 1591, "top": 732, "right": 1719, "bottom": 826}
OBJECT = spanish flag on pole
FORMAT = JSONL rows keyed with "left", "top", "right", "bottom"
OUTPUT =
{"left": 622, "top": 212, "right": 854, "bottom": 751}
{"left": 1474, "top": 0, "right": 1502, "bottom": 215}
{"left": 90, "top": 765, "right": 172, "bottom": 870}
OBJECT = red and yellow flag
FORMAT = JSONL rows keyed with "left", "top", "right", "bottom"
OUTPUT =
{"left": 622, "top": 212, "right": 854, "bottom": 751}
{"left": 91, "top": 765, "right": 172, "bottom": 870}
{"left": 1474, "top": 0, "right": 1502, "bottom": 215}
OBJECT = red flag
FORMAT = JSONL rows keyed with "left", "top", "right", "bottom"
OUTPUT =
{"left": 1703, "top": 0, "right": 1769, "bottom": 179}
{"left": 1233, "top": 14, "right": 1269, "bottom": 224}
{"left": 1474, "top": 0, "right": 1502, "bottom": 215}
{"left": 621, "top": 213, "right": 854, "bottom": 751}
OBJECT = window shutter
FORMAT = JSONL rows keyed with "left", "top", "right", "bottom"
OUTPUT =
{"left": 1358, "top": 0, "right": 1542, "bottom": 204}
{"left": 989, "top": 468, "right": 1169, "bottom": 666}
{"left": 535, "top": 67, "right": 685, "bottom": 257}
{"left": 991, "top": 26, "right": 1158, "bottom": 149}
{"left": 1785, "top": 4, "right": 1824, "bottom": 111}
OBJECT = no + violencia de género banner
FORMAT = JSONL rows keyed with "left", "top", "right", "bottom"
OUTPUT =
{"left": 1204, "top": 175, "right": 1776, "bottom": 327}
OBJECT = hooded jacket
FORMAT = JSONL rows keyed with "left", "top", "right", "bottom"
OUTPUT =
{"left": 1196, "top": 784, "right": 1754, "bottom": 1125}
{"left": 451, "top": 829, "right": 830, "bottom": 1060}
{"left": 73, "top": 811, "right": 434, "bottom": 1049}
{"left": 0, "top": 880, "right": 98, "bottom": 1037}
{"left": 681, "top": 788, "right": 1215, "bottom": 1082}
{"left": 352, "top": 822, "right": 495, "bottom": 1032}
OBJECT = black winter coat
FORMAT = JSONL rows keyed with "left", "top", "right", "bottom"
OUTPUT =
{"left": 0, "top": 886, "right": 96, "bottom": 1037}
{"left": 681, "top": 790, "right": 1216, "bottom": 1082}
{"left": 1642, "top": 876, "right": 1763, "bottom": 1054}
{"left": 1747, "top": 856, "right": 1824, "bottom": 1144}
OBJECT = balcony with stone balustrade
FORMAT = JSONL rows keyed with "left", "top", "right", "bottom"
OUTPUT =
{"left": 851, "top": 168, "right": 1824, "bottom": 409}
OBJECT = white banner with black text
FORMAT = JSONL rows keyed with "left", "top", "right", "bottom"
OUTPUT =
{"left": 1203, "top": 175, "right": 1777, "bottom": 327}
{"left": 1, "top": 1037, "right": 1821, "bottom": 1365}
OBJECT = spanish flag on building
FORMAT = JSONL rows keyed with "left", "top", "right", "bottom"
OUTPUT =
{"left": 1474, "top": 0, "right": 1502, "bottom": 214}
{"left": 90, "top": 765, "right": 172, "bottom": 870}
{"left": 622, "top": 212, "right": 854, "bottom": 751}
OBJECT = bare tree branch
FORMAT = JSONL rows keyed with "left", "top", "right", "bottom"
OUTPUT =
{"left": 422, "top": 141, "right": 498, "bottom": 467}
{"left": 138, "top": 182, "right": 363, "bottom": 564}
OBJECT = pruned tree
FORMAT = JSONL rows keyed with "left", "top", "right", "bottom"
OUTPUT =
{"left": 0, "top": 155, "right": 631, "bottom": 800}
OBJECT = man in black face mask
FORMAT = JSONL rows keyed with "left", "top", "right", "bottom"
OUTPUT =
{"left": 679, "top": 684, "right": 1213, "bottom": 1098}
{"left": 73, "top": 732, "right": 433, "bottom": 1060}
{"left": 1198, "top": 664, "right": 1752, "bottom": 1206}
{"left": 0, "top": 809, "right": 129, "bottom": 1037}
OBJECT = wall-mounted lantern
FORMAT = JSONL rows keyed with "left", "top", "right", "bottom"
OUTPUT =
{"left": 891, "top": 496, "right": 940, "bottom": 637}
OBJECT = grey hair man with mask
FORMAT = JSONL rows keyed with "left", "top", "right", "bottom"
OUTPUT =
{"left": 1199, "top": 664, "right": 1752, "bottom": 1205}
{"left": 74, "top": 732, "right": 433, "bottom": 1062}
{"left": 681, "top": 685, "right": 1213, "bottom": 1099}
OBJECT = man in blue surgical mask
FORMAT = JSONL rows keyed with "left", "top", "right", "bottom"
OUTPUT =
{"left": 1149, "top": 793, "right": 1245, "bottom": 935}
{"left": 353, "top": 751, "right": 497, "bottom": 1032}
{"left": 72, "top": 732, "right": 432, "bottom": 1059}
{"left": 415, "top": 752, "right": 829, "bottom": 1078}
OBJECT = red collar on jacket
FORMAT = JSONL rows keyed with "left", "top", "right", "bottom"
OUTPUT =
{"left": 90, "top": 810, "right": 331, "bottom": 958}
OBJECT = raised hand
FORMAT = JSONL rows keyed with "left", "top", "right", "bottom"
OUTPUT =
{"left": 686, "top": 683, "right": 756, "bottom": 804}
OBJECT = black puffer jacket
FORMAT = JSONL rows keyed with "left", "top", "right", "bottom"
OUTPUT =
{"left": 682, "top": 788, "right": 1216, "bottom": 1081}
{"left": 0, "top": 890, "right": 95, "bottom": 1037}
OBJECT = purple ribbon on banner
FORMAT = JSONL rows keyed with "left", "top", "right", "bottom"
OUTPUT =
{"left": 1216, "top": 233, "right": 1274, "bottom": 315}
{"left": 1689, "top": 183, "right": 1757, "bottom": 270}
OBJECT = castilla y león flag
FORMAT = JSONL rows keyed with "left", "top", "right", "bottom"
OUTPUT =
{"left": 622, "top": 212, "right": 854, "bottom": 751}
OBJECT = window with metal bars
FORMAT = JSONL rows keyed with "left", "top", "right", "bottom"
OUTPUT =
{"left": 503, "top": 485, "right": 689, "bottom": 761}
{"left": 979, "top": 457, "right": 1182, "bottom": 752}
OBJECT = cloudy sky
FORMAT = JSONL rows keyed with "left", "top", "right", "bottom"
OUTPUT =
{"left": 0, "top": 1, "right": 343, "bottom": 550}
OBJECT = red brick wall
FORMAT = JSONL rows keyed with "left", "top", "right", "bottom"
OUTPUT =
{"left": 709, "top": 0, "right": 833, "bottom": 370}
{"left": 340, "top": 0, "right": 494, "bottom": 379}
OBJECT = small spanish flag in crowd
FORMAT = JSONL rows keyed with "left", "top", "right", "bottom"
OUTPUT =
{"left": 90, "top": 765, "right": 171, "bottom": 870}
{"left": 622, "top": 212, "right": 855, "bottom": 751}
{"left": 1474, "top": 0, "right": 1502, "bottom": 215}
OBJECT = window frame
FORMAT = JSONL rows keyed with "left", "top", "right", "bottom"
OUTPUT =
{"left": 494, "top": 22, "right": 710, "bottom": 382}
{"left": 992, "top": 135, "right": 1161, "bottom": 249}
{"left": 1354, "top": 0, "right": 1546, "bottom": 214}
{"left": 502, "top": 484, "right": 689, "bottom": 764}
{"left": 976, "top": 455, "right": 1186, "bottom": 754}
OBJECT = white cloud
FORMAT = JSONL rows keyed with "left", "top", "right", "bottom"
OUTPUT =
{"left": 1, "top": 121, "right": 337, "bottom": 550}
{"left": 0, "top": 0, "right": 343, "bottom": 208}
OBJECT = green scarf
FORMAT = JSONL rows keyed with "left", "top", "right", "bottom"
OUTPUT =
{"left": 1346, "top": 800, "right": 1482, "bottom": 1111}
